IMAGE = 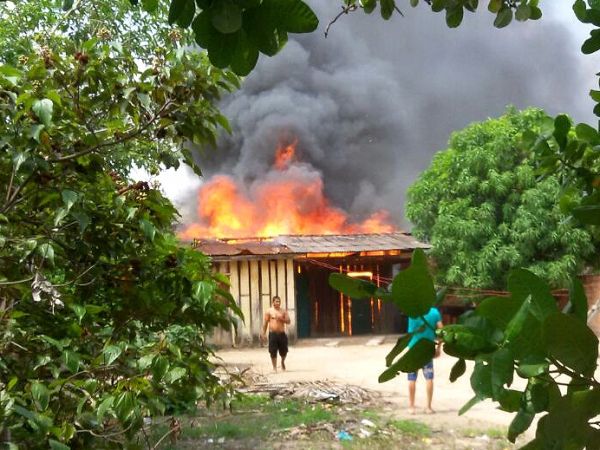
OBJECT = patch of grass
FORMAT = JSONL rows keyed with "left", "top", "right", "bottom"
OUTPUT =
{"left": 230, "top": 393, "right": 271, "bottom": 411}
{"left": 361, "top": 409, "right": 380, "bottom": 423}
{"left": 388, "top": 419, "right": 432, "bottom": 437}
{"left": 176, "top": 395, "right": 336, "bottom": 444}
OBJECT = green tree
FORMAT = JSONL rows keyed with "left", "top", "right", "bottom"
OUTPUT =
{"left": 0, "top": 1, "right": 241, "bottom": 447}
{"left": 160, "top": 0, "right": 544, "bottom": 75}
{"left": 406, "top": 108, "right": 596, "bottom": 289}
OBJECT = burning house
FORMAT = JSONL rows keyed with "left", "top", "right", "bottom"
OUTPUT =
{"left": 180, "top": 140, "right": 430, "bottom": 345}
{"left": 193, "top": 232, "right": 430, "bottom": 345}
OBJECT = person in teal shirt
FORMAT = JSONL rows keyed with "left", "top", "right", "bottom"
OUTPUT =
{"left": 406, "top": 306, "right": 443, "bottom": 414}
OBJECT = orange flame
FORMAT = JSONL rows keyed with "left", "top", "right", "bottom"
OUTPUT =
{"left": 274, "top": 141, "right": 296, "bottom": 170}
{"left": 178, "top": 141, "right": 396, "bottom": 239}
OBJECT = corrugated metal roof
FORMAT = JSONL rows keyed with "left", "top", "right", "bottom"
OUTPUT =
{"left": 193, "top": 232, "right": 429, "bottom": 257}
{"left": 277, "top": 233, "right": 430, "bottom": 253}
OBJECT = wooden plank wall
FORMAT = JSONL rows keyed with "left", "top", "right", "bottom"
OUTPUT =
{"left": 211, "top": 258, "right": 297, "bottom": 346}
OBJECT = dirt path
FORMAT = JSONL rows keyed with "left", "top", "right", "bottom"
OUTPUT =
{"left": 216, "top": 337, "right": 533, "bottom": 445}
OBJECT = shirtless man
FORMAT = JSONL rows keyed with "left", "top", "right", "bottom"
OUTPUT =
{"left": 261, "top": 296, "right": 290, "bottom": 372}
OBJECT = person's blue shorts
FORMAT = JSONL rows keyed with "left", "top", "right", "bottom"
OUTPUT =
{"left": 407, "top": 361, "right": 434, "bottom": 381}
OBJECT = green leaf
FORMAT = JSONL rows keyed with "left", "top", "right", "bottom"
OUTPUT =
{"left": 192, "top": 280, "right": 214, "bottom": 307}
{"left": 572, "top": 204, "right": 600, "bottom": 225}
{"left": 497, "top": 389, "right": 522, "bottom": 412}
{"left": 503, "top": 296, "right": 544, "bottom": 359}
{"left": 152, "top": 356, "right": 169, "bottom": 381}
{"left": 70, "top": 211, "right": 91, "bottom": 234}
{"left": 62, "top": 350, "right": 80, "bottom": 373}
{"left": 573, "top": 0, "right": 587, "bottom": 22}
{"left": 114, "top": 392, "right": 135, "bottom": 422}
{"left": 515, "top": 4, "right": 531, "bottom": 21}
{"left": 215, "top": 113, "right": 232, "bottom": 134}
{"left": 582, "top": 29, "right": 600, "bottom": 54}
{"left": 464, "top": 0, "right": 478, "bottom": 13}
{"left": 477, "top": 296, "right": 521, "bottom": 330}
{"left": 329, "top": 273, "right": 377, "bottom": 299}
{"left": 54, "top": 207, "right": 69, "bottom": 227}
{"left": 470, "top": 361, "right": 492, "bottom": 398}
{"left": 139, "top": 219, "right": 156, "bottom": 241}
{"left": 525, "top": 379, "right": 550, "bottom": 413}
{"left": 542, "top": 312, "right": 599, "bottom": 376}
{"left": 243, "top": 8, "right": 287, "bottom": 56}
{"left": 31, "top": 381, "right": 50, "bottom": 411}
{"left": 516, "top": 360, "right": 548, "bottom": 378}
{"left": 391, "top": 249, "right": 435, "bottom": 317}
{"left": 508, "top": 410, "right": 534, "bottom": 443}
{"left": 210, "top": 0, "right": 242, "bottom": 34}
{"left": 103, "top": 345, "right": 123, "bottom": 365}
{"left": 28, "top": 124, "right": 45, "bottom": 142}
{"left": 508, "top": 269, "right": 556, "bottom": 322}
{"left": 487, "top": 0, "right": 502, "bottom": 13}
{"left": 169, "top": 0, "right": 191, "bottom": 25}
{"left": 49, "top": 440, "right": 70, "bottom": 450}
{"left": 32, "top": 99, "right": 54, "bottom": 127}
{"left": 491, "top": 347, "right": 513, "bottom": 398}
{"left": 0, "top": 64, "right": 22, "bottom": 85}
{"left": 141, "top": 0, "right": 158, "bottom": 12}
{"left": 280, "top": 0, "right": 319, "bottom": 32}
{"left": 230, "top": 30, "right": 259, "bottom": 76}
{"left": 138, "top": 354, "right": 155, "bottom": 370}
{"left": 385, "top": 333, "right": 412, "bottom": 367}
{"left": 458, "top": 395, "right": 482, "bottom": 415}
{"left": 13, "top": 152, "right": 27, "bottom": 172}
{"left": 207, "top": 30, "right": 238, "bottom": 68}
{"left": 446, "top": 6, "right": 464, "bottom": 28}
{"left": 538, "top": 390, "right": 600, "bottom": 448}
{"left": 567, "top": 277, "right": 588, "bottom": 323}
{"left": 362, "top": 0, "right": 377, "bottom": 13}
{"left": 380, "top": 0, "right": 395, "bottom": 19}
{"left": 164, "top": 367, "right": 187, "bottom": 383}
{"left": 69, "top": 304, "right": 86, "bottom": 323}
{"left": 493, "top": 6, "right": 513, "bottom": 28}
{"left": 378, "top": 339, "right": 435, "bottom": 382}
{"left": 449, "top": 358, "right": 466, "bottom": 382}
{"left": 37, "top": 243, "right": 55, "bottom": 266}
{"left": 431, "top": 0, "right": 444, "bottom": 12}
{"left": 553, "top": 114, "right": 571, "bottom": 147}
{"left": 61, "top": 190, "right": 78, "bottom": 211}
{"left": 97, "top": 396, "right": 114, "bottom": 422}
{"left": 575, "top": 122, "right": 599, "bottom": 144}
{"left": 439, "top": 324, "right": 491, "bottom": 358}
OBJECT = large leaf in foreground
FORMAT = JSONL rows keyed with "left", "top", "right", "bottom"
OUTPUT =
{"left": 391, "top": 249, "right": 435, "bottom": 317}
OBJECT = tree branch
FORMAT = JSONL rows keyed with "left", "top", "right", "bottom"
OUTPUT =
{"left": 325, "top": 5, "right": 358, "bottom": 38}
{"left": 1, "top": 173, "right": 35, "bottom": 214}
{"left": 50, "top": 100, "right": 173, "bottom": 163}
{"left": 0, "top": 276, "right": 34, "bottom": 286}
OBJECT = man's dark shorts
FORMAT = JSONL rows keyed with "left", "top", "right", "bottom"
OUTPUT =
{"left": 268, "top": 332, "right": 288, "bottom": 358}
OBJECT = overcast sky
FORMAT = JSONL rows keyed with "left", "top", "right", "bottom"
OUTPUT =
{"left": 160, "top": 2, "right": 600, "bottom": 228}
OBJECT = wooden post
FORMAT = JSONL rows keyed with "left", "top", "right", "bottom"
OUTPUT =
{"left": 286, "top": 258, "right": 297, "bottom": 340}
{"left": 229, "top": 261, "right": 240, "bottom": 347}
{"left": 250, "top": 260, "right": 261, "bottom": 342}
{"left": 239, "top": 260, "right": 251, "bottom": 344}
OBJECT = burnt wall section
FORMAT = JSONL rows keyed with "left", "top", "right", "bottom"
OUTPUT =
{"left": 210, "top": 258, "right": 296, "bottom": 347}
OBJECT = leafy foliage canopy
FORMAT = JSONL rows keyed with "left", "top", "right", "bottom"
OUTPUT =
{"left": 0, "top": 1, "right": 241, "bottom": 447}
{"left": 406, "top": 108, "right": 596, "bottom": 289}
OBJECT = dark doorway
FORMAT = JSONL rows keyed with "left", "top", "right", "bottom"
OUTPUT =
{"left": 351, "top": 297, "right": 372, "bottom": 335}
{"left": 296, "top": 273, "right": 311, "bottom": 338}
{"left": 295, "top": 258, "right": 406, "bottom": 337}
